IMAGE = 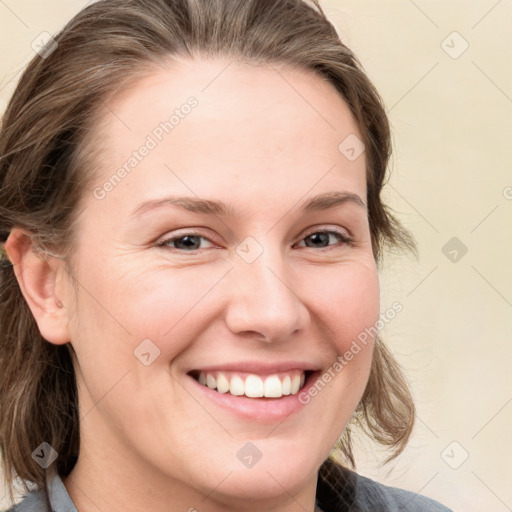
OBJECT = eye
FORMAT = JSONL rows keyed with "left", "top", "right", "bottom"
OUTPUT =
{"left": 156, "top": 228, "right": 353, "bottom": 253}
{"left": 295, "top": 229, "right": 353, "bottom": 250}
{"left": 156, "top": 232, "right": 216, "bottom": 252}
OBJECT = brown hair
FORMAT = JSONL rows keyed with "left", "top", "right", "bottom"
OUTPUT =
{"left": 0, "top": 0, "right": 416, "bottom": 504}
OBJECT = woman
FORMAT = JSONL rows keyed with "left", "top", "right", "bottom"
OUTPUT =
{"left": 0, "top": 0, "right": 452, "bottom": 510}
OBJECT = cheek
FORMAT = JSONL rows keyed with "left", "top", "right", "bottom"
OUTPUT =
{"left": 68, "top": 258, "right": 229, "bottom": 363}
{"left": 312, "top": 262, "right": 380, "bottom": 351}
{"left": 70, "top": 255, "right": 380, "bottom": 367}
{"left": 293, "top": 263, "right": 379, "bottom": 456}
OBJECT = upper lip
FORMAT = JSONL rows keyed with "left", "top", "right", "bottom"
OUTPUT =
{"left": 187, "top": 361, "right": 321, "bottom": 375}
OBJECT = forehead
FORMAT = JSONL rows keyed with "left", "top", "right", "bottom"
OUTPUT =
{"left": 87, "top": 57, "right": 366, "bottom": 212}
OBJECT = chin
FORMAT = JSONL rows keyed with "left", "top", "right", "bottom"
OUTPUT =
{"left": 201, "top": 440, "right": 323, "bottom": 503}
{"left": 209, "top": 464, "right": 312, "bottom": 505}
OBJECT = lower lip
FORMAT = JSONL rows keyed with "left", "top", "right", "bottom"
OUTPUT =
{"left": 187, "top": 372, "right": 320, "bottom": 422}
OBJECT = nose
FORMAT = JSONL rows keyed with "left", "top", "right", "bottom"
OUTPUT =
{"left": 224, "top": 247, "right": 309, "bottom": 343}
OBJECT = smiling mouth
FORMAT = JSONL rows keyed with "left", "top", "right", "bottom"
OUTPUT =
{"left": 188, "top": 369, "right": 314, "bottom": 398}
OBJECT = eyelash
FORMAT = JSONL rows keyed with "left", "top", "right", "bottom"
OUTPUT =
{"left": 156, "top": 228, "right": 354, "bottom": 253}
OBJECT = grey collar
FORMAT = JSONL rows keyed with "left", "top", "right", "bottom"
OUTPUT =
{"left": 45, "top": 469, "right": 77, "bottom": 512}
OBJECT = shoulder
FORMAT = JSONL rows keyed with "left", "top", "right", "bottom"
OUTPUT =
{"left": 352, "top": 472, "right": 453, "bottom": 511}
{"left": 2, "top": 471, "right": 77, "bottom": 512}
{"left": 316, "top": 461, "right": 452, "bottom": 512}
{"left": 2, "top": 491, "right": 44, "bottom": 512}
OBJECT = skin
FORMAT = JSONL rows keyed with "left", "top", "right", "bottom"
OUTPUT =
{"left": 7, "top": 57, "right": 380, "bottom": 512}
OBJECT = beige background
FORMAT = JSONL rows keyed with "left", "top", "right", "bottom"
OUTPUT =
{"left": 1, "top": 1, "right": 511, "bottom": 511}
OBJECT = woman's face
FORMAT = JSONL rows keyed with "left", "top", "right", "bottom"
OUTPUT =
{"left": 62, "top": 57, "right": 380, "bottom": 508}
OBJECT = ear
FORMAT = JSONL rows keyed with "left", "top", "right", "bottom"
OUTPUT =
{"left": 4, "top": 227, "right": 71, "bottom": 345}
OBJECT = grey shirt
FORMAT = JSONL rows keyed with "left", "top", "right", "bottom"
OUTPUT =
{"left": 4, "top": 466, "right": 452, "bottom": 512}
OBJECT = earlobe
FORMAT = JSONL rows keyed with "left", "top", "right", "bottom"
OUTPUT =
{"left": 4, "top": 227, "right": 71, "bottom": 345}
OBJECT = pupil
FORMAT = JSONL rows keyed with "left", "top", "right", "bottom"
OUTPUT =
{"left": 306, "top": 232, "right": 329, "bottom": 248}
{"left": 176, "top": 236, "right": 200, "bottom": 250}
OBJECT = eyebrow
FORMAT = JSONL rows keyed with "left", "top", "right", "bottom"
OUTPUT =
{"left": 130, "top": 191, "right": 367, "bottom": 218}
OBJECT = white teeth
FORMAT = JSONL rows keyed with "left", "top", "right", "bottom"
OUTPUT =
{"left": 206, "top": 374, "right": 216, "bottom": 389}
{"left": 282, "top": 375, "right": 291, "bottom": 395}
{"left": 245, "top": 375, "right": 264, "bottom": 397}
{"left": 264, "top": 375, "right": 283, "bottom": 398}
{"left": 195, "top": 370, "right": 307, "bottom": 398}
{"left": 216, "top": 373, "right": 230, "bottom": 394}
{"left": 290, "top": 374, "right": 301, "bottom": 394}
{"left": 230, "top": 375, "right": 245, "bottom": 396}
